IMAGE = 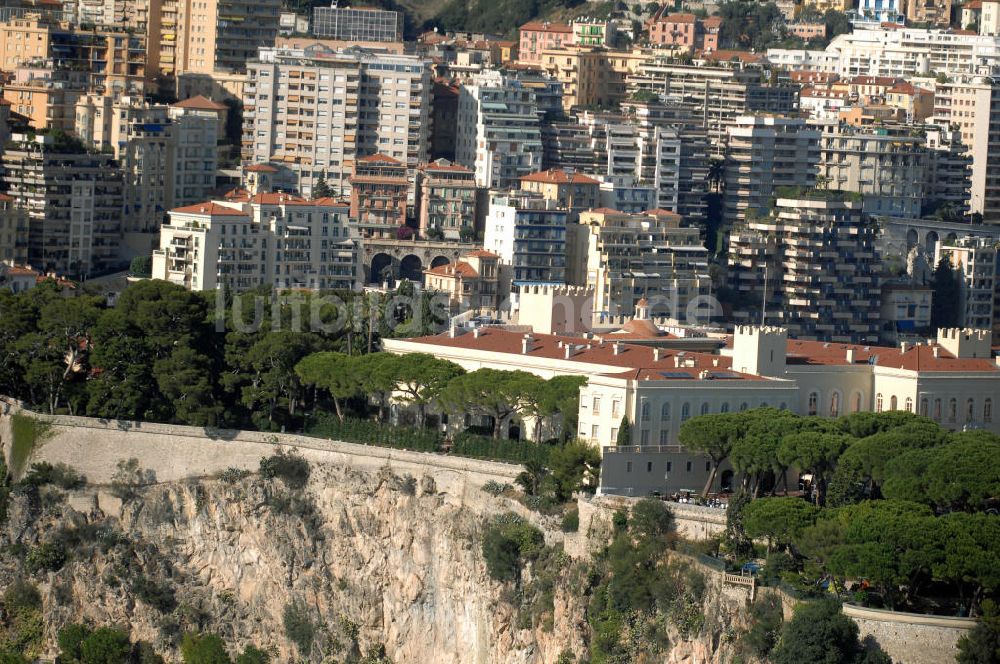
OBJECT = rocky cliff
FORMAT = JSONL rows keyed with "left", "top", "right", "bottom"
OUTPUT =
{"left": 0, "top": 459, "right": 756, "bottom": 663}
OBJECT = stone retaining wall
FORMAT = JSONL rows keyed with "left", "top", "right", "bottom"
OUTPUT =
{"left": 0, "top": 404, "right": 522, "bottom": 498}
{"left": 843, "top": 603, "right": 976, "bottom": 664}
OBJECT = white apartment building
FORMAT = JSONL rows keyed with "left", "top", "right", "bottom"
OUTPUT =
{"left": 937, "top": 236, "right": 998, "bottom": 332}
{"left": 728, "top": 194, "right": 882, "bottom": 342}
{"left": 1, "top": 133, "right": 123, "bottom": 278}
{"left": 767, "top": 27, "right": 1000, "bottom": 78}
{"left": 933, "top": 73, "right": 1000, "bottom": 222}
{"left": 566, "top": 208, "right": 710, "bottom": 321}
{"left": 243, "top": 45, "right": 432, "bottom": 198}
{"left": 72, "top": 94, "right": 221, "bottom": 257}
{"left": 814, "top": 121, "right": 926, "bottom": 218}
{"left": 722, "top": 116, "right": 820, "bottom": 224}
{"left": 484, "top": 191, "right": 567, "bottom": 285}
{"left": 152, "top": 193, "right": 358, "bottom": 292}
{"left": 455, "top": 70, "right": 545, "bottom": 191}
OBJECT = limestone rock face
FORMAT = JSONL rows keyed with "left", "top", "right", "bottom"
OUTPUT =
{"left": 0, "top": 462, "right": 751, "bottom": 663}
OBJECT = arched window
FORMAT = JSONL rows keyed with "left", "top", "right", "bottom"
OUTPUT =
{"left": 779, "top": 402, "right": 787, "bottom": 410}
{"left": 919, "top": 398, "right": 928, "bottom": 417}
{"left": 700, "top": 402, "right": 710, "bottom": 415}
{"left": 986, "top": 399, "right": 993, "bottom": 423}
{"left": 760, "top": 402, "right": 769, "bottom": 409}
{"left": 967, "top": 398, "right": 975, "bottom": 422}
{"left": 890, "top": 395, "right": 898, "bottom": 411}
{"left": 934, "top": 398, "right": 942, "bottom": 421}
{"left": 949, "top": 398, "right": 957, "bottom": 422}
{"left": 854, "top": 392, "right": 863, "bottom": 412}
{"left": 721, "top": 402, "right": 730, "bottom": 413}
{"left": 740, "top": 402, "right": 749, "bottom": 412}
{"left": 905, "top": 397, "right": 912, "bottom": 413}
{"left": 876, "top": 393, "right": 883, "bottom": 412}
{"left": 808, "top": 392, "right": 818, "bottom": 416}
{"left": 829, "top": 392, "right": 840, "bottom": 417}
{"left": 641, "top": 401, "right": 650, "bottom": 422}
{"left": 661, "top": 402, "right": 671, "bottom": 420}
{"left": 681, "top": 402, "right": 690, "bottom": 421}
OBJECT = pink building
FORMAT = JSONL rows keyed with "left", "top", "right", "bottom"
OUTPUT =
{"left": 647, "top": 12, "right": 698, "bottom": 46}
{"left": 645, "top": 10, "right": 719, "bottom": 51}
{"left": 518, "top": 21, "right": 572, "bottom": 64}
{"left": 788, "top": 22, "right": 827, "bottom": 40}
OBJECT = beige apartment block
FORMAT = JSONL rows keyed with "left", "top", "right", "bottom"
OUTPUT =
{"left": 243, "top": 45, "right": 432, "bottom": 199}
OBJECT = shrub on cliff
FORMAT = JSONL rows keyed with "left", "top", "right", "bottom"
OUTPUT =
{"left": 180, "top": 632, "right": 231, "bottom": 664}
{"left": 481, "top": 514, "right": 545, "bottom": 583}
{"left": 259, "top": 450, "right": 310, "bottom": 490}
{"left": 282, "top": 602, "right": 315, "bottom": 657}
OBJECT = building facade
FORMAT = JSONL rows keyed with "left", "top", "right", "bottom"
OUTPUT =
{"left": 728, "top": 193, "right": 881, "bottom": 342}
{"left": 243, "top": 45, "right": 432, "bottom": 198}
{"left": 152, "top": 193, "right": 357, "bottom": 291}
{"left": 484, "top": 192, "right": 567, "bottom": 285}
{"left": 416, "top": 159, "right": 478, "bottom": 241}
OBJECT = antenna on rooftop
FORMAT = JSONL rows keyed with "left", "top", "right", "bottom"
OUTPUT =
{"left": 761, "top": 265, "right": 768, "bottom": 326}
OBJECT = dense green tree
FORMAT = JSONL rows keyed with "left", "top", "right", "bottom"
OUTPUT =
{"left": 958, "top": 600, "right": 1000, "bottom": 663}
{"left": 154, "top": 346, "right": 221, "bottom": 426}
{"left": 440, "top": 368, "right": 540, "bottom": 438}
{"left": 386, "top": 352, "right": 464, "bottom": 427}
{"left": 312, "top": 172, "right": 332, "bottom": 199}
{"left": 129, "top": 255, "right": 152, "bottom": 277}
{"left": 295, "top": 352, "right": 360, "bottom": 421}
{"left": 615, "top": 417, "right": 632, "bottom": 445}
{"left": 930, "top": 256, "right": 962, "bottom": 329}
{"left": 239, "top": 331, "right": 319, "bottom": 428}
{"left": 882, "top": 435, "right": 1000, "bottom": 512}
{"left": 180, "top": 633, "right": 231, "bottom": 664}
{"left": 547, "top": 441, "right": 601, "bottom": 500}
{"left": 85, "top": 309, "right": 161, "bottom": 421}
{"left": 743, "top": 497, "right": 820, "bottom": 552}
{"left": 778, "top": 430, "right": 851, "bottom": 505}
{"left": 234, "top": 646, "right": 269, "bottom": 664}
{"left": 79, "top": 627, "right": 132, "bottom": 664}
{"left": 771, "top": 598, "right": 886, "bottom": 664}
{"left": 57, "top": 623, "right": 91, "bottom": 661}
{"left": 678, "top": 413, "right": 743, "bottom": 497}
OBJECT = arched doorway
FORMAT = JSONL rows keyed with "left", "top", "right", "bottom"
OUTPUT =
{"left": 399, "top": 254, "right": 423, "bottom": 282}
{"left": 925, "top": 230, "right": 939, "bottom": 256}
{"left": 369, "top": 253, "right": 393, "bottom": 284}
{"left": 720, "top": 470, "right": 734, "bottom": 493}
{"left": 906, "top": 228, "right": 918, "bottom": 250}
{"left": 430, "top": 255, "right": 450, "bottom": 269}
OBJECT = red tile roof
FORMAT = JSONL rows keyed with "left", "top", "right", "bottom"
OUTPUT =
{"left": 660, "top": 12, "right": 698, "bottom": 23}
{"left": 400, "top": 328, "right": 765, "bottom": 381}
{"left": 245, "top": 163, "right": 278, "bottom": 173}
{"left": 643, "top": 208, "right": 683, "bottom": 218}
{"left": 172, "top": 95, "right": 227, "bottom": 111}
{"left": 520, "top": 21, "right": 572, "bottom": 34}
{"left": 171, "top": 202, "right": 247, "bottom": 216}
{"left": 358, "top": 153, "right": 403, "bottom": 164}
{"left": 701, "top": 49, "right": 764, "bottom": 63}
{"left": 425, "top": 261, "right": 478, "bottom": 278}
{"left": 782, "top": 338, "right": 1000, "bottom": 373}
{"left": 520, "top": 169, "right": 600, "bottom": 185}
{"left": 465, "top": 249, "right": 500, "bottom": 258}
{"left": 849, "top": 75, "right": 900, "bottom": 86}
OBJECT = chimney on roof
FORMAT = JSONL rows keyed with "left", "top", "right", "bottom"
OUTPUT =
{"left": 900, "top": 341, "right": 910, "bottom": 353}
{"left": 522, "top": 334, "right": 534, "bottom": 354}
{"left": 846, "top": 348, "right": 855, "bottom": 363}
{"left": 713, "top": 358, "right": 720, "bottom": 367}
{"left": 449, "top": 324, "right": 459, "bottom": 338}
{"left": 473, "top": 327, "right": 481, "bottom": 339}
{"left": 613, "top": 341, "right": 623, "bottom": 356}
{"left": 933, "top": 346, "right": 940, "bottom": 358}
{"left": 653, "top": 348, "right": 663, "bottom": 362}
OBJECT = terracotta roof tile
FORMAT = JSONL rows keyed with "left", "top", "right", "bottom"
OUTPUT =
{"left": 782, "top": 338, "right": 1000, "bottom": 373}
{"left": 245, "top": 163, "right": 278, "bottom": 173}
{"left": 171, "top": 202, "right": 247, "bottom": 216}
{"left": 171, "top": 95, "right": 227, "bottom": 111}
{"left": 425, "top": 261, "right": 478, "bottom": 278}
{"left": 399, "top": 328, "right": 765, "bottom": 380}
{"left": 520, "top": 21, "right": 572, "bottom": 33}
{"left": 358, "top": 153, "right": 403, "bottom": 164}
{"left": 520, "top": 169, "right": 600, "bottom": 185}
